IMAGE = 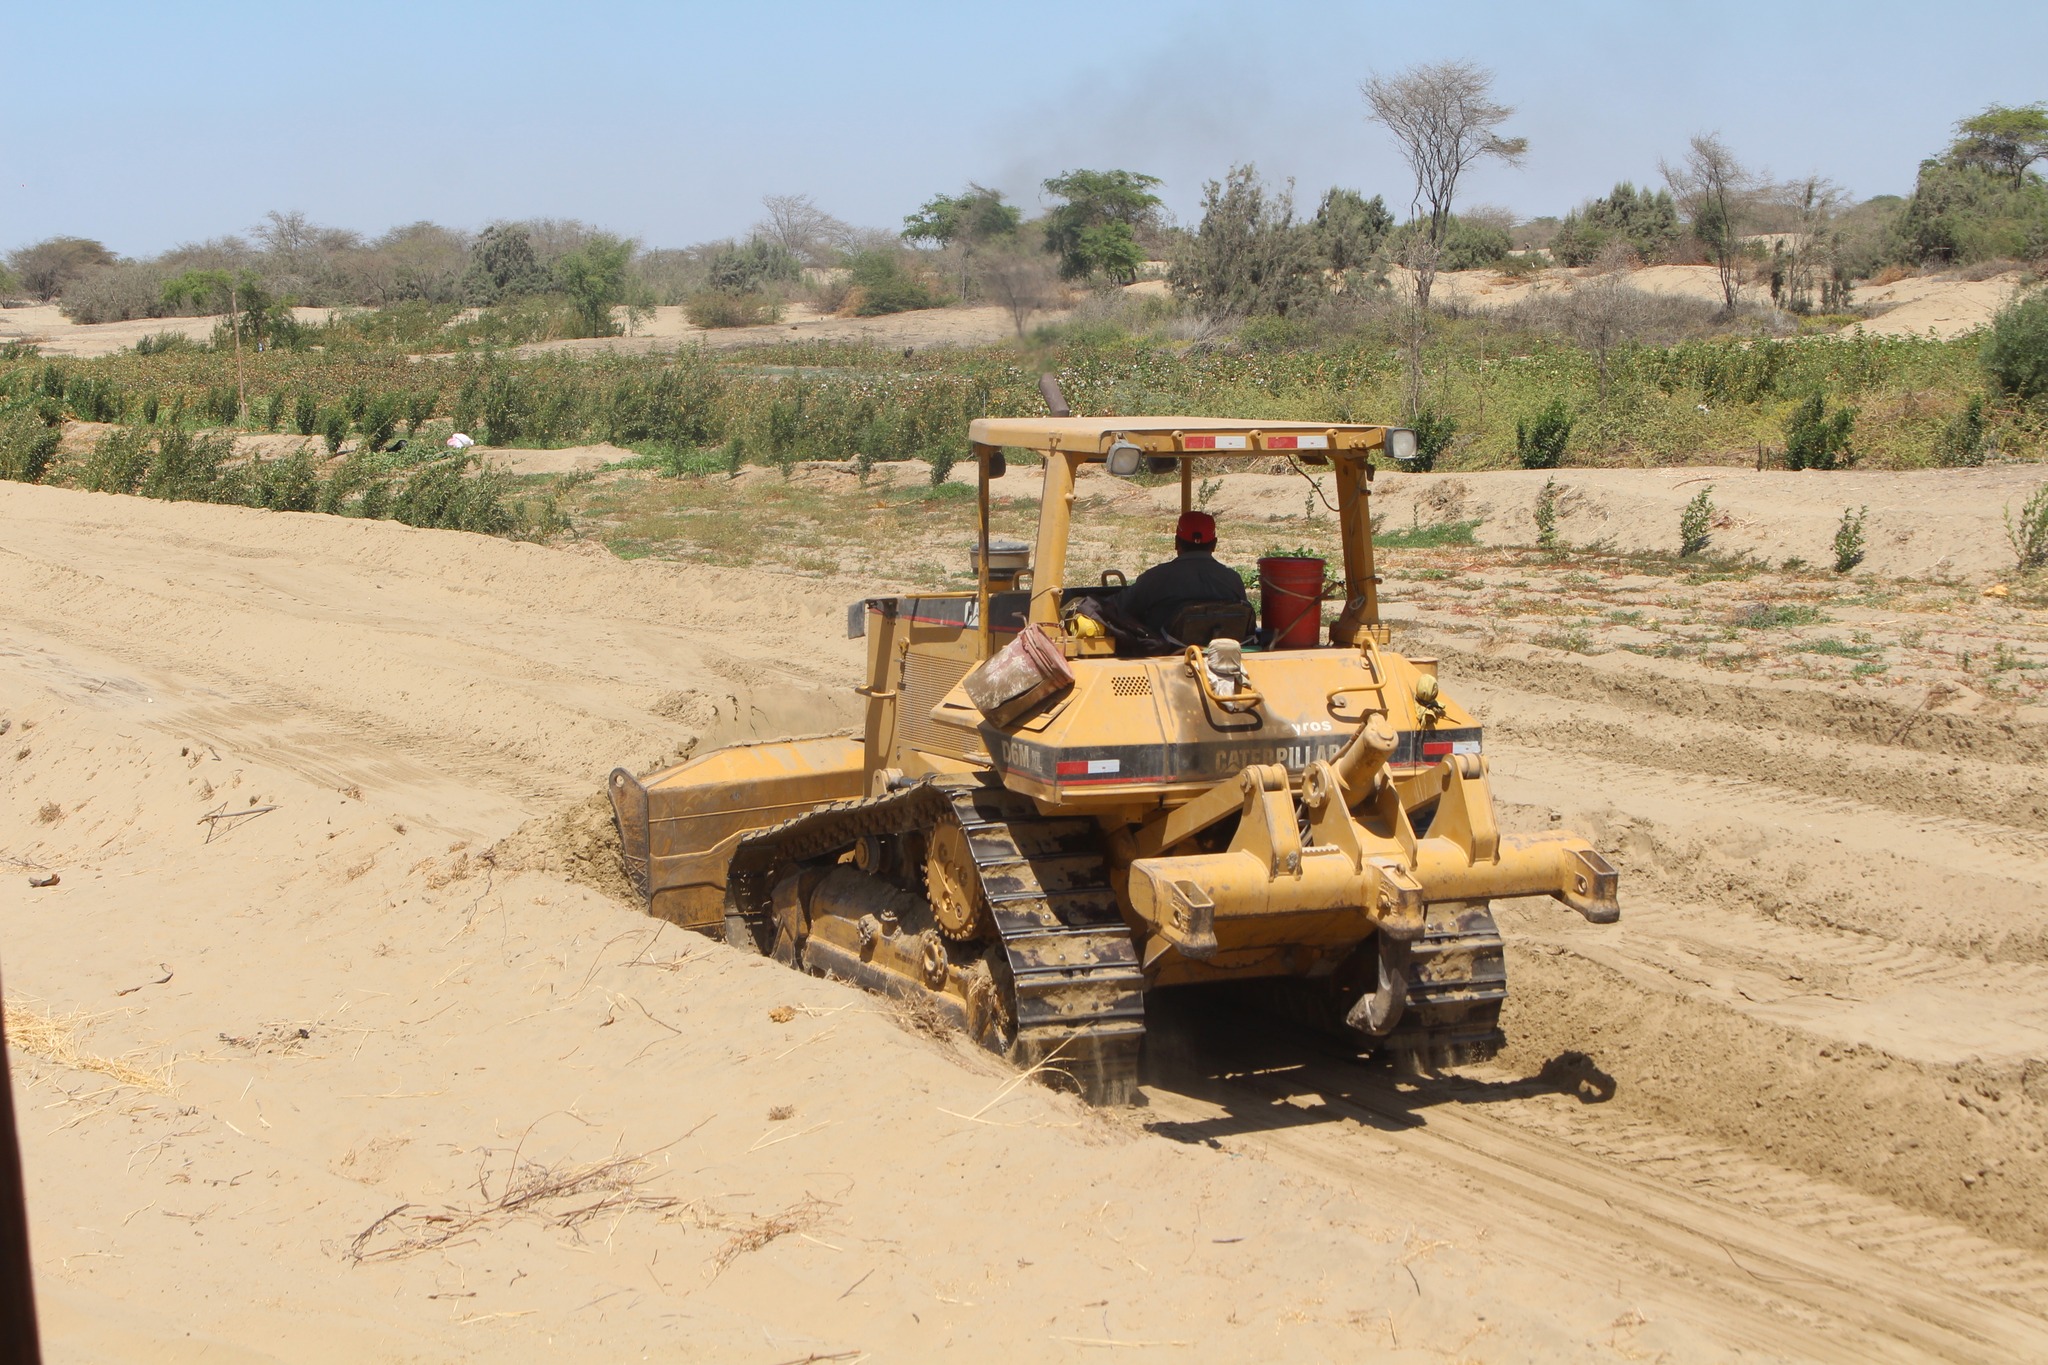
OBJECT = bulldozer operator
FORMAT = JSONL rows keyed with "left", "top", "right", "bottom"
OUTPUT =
{"left": 1102, "top": 509, "right": 1249, "bottom": 644}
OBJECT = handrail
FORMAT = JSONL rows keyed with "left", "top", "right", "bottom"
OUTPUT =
{"left": 1184, "top": 645, "right": 1264, "bottom": 713}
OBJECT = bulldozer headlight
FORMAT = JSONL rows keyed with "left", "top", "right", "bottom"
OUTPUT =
{"left": 1386, "top": 428, "right": 1419, "bottom": 462}
{"left": 1105, "top": 439, "right": 1144, "bottom": 478}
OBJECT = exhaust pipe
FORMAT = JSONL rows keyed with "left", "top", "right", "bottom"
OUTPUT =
{"left": 1039, "top": 373, "right": 1071, "bottom": 417}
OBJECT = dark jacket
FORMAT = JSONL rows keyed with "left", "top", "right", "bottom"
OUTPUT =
{"left": 1115, "top": 549, "right": 1247, "bottom": 638}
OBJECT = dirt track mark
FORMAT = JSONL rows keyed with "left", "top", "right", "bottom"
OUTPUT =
{"left": 1410, "top": 631, "right": 2048, "bottom": 767}
{"left": 1143, "top": 1021, "right": 2048, "bottom": 1365}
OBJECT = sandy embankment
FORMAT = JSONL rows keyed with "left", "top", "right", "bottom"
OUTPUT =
{"left": 4, "top": 479, "right": 2048, "bottom": 1362}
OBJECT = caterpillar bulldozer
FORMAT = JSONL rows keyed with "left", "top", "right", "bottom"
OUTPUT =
{"left": 609, "top": 405, "right": 1619, "bottom": 1104}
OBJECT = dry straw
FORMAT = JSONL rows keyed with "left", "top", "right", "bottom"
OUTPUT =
{"left": 3, "top": 998, "right": 172, "bottom": 1093}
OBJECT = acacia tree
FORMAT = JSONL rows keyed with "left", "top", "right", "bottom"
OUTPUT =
{"left": 1362, "top": 61, "right": 1526, "bottom": 311}
{"left": 1950, "top": 103, "right": 2048, "bottom": 186}
{"left": 1662, "top": 133, "right": 1758, "bottom": 314}
{"left": 902, "top": 185, "right": 1021, "bottom": 297}
{"left": 754, "top": 194, "right": 854, "bottom": 267}
{"left": 1039, "top": 169, "right": 1163, "bottom": 283}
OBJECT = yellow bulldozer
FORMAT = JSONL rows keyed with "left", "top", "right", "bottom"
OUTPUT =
{"left": 610, "top": 405, "right": 1618, "bottom": 1103}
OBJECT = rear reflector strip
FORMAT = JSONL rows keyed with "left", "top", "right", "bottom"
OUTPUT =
{"left": 1182, "top": 435, "right": 1248, "bottom": 450}
{"left": 1264, "top": 434, "right": 1329, "bottom": 450}
{"left": 1056, "top": 758, "right": 1122, "bottom": 776}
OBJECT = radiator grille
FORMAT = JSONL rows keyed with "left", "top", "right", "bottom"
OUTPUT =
{"left": 1110, "top": 674, "right": 1153, "bottom": 697}
{"left": 901, "top": 656, "right": 986, "bottom": 760}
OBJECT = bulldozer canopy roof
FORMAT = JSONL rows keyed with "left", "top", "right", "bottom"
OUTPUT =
{"left": 967, "top": 416, "right": 1395, "bottom": 456}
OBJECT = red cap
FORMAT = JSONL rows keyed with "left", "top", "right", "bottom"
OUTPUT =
{"left": 1175, "top": 510, "right": 1217, "bottom": 546}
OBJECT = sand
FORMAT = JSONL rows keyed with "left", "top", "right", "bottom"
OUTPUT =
{"left": 5, "top": 477, "right": 2048, "bottom": 1362}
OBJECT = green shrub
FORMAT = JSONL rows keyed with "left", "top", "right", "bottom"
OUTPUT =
{"left": 140, "top": 428, "right": 233, "bottom": 501}
{"left": 1935, "top": 394, "right": 1988, "bottom": 466}
{"left": 686, "top": 291, "right": 781, "bottom": 328}
{"left": 1833, "top": 505, "right": 1867, "bottom": 572}
{"left": 1515, "top": 397, "right": 1573, "bottom": 469}
{"left": 1409, "top": 407, "right": 1456, "bottom": 472}
{"left": 203, "top": 384, "right": 239, "bottom": 426}
{"left": 254, "top": 449, "right": 321, "bottom": 512}
{"left": 292, "top": 392, "right": 319, "bottom": 436}
{"left": 1534, "top": 476, "right": 1562, "bottom": 551}
{"left": 359, "top": 394, "right": 401, "bottom": 452}
{"left": 65, "top": 374, "right": 123, "bottom": 422}
{"left": 2008, "top": 481, "right": 2048, "bottom": 571}
{"left": 0, "top": 409, "right": 60, "bottom": 483}
{"left": 481, "top": 371, "right": 528, "bottom": 445}
{"left": 404, "top": 388, "right": 438, "bottom": 436}
{"left": 1679, "top": 485, "right": 1715, "bottom": 557}
{"left": 847, "top": 252, "right": 940, "bottom": 315}
{"left": 1783, "top": 393, "right": 1856, "bottom": 470}
{"left": 392, "top": 455, "right": 512, "bottom": 534}
{"left": 1983, "top": 288, "right": 2048, "bottom": 406}
{"left": 322, "top": 409, "right": 348, "bottom": 455}
{"left": 356, "top": 479, "right": 393, "bottom": 520}
{"left": 81, "top": 426, "right": 152, "bottom": 493}
{"left": 140, "top": 392, "right": 160, "bottom": 424}
{"left": 133, "top": 331, "right": 193, "bottom": 356}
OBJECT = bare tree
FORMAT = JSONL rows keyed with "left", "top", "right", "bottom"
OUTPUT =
{"left": 1362, "top": 61, "right": 1527, "bottom": 311}
{"left": 1363, "top": 61, "right": 1525, "bottom": 417}
{"left": 1661, "top": 133, "right": 1758, "bottom": 314}
{"left": 1768, "top": 175, "right": 1845, "bottom": 314}
{"left": 755, "top": 194, "right": 854, "bottom": 267}
{"left": 979, "top": 240, "right": 1061, "bottom": 336}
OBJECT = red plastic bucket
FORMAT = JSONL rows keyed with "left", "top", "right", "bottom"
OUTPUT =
{"left": 1258, "top": 556, "right": 1325, "bottom": 649}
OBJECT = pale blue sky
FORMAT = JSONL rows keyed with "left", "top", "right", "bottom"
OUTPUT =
{"left": 4, "top": 0, "right": 2043, "bottom": 256}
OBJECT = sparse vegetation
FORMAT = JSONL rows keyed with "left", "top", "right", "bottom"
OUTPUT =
{"left": 2008, "top": 481, "right": 2048, "bottom": 571}
{"left": 1534, "top": 477, "right": 1562, "bottom": 551}
{"left": 1680, "top": 485, "right": 1715, "bottom": 557}
{"left": 1783, "top": 393, "right": 1857, "bottom": 470}
{"left": 1833, "top": 505, "right": 1867, "bottom": 573}
{"left": 1515, "top": 397, "right": 1573, "bottom": 469}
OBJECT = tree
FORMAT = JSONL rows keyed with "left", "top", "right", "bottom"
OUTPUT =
{"left": 1950, "top": 103, "right": 2048, "bottom": 186}
{"left": 754, "top": 194, "right": 854, "bottom": 267}
{"left": 979, "top": 237, "right": 1060, "bottom": 336}
{"left": 902, "top": 185, "right": 1020, "bottom": 248}
{"left": 1550, "top": 182, "right": 1680, "bottom": 266}
{"left": 554, "top": 233, "right": 639, "bottom": 338}
{"left": 903, "top": 185, "right": 1022, "bottom": 297}
{"left": 6, "top": 236, "right": 116, "bottom": 300}
{"left": 1311, "top": 188, "right": 1393, "bottom": 274}
{"left": 1168, "top": 165, "right": 1320, "bottom": 318}
{"left": 1040, "top": 169, "right": 1163, "bottom": 282}
{"left": 1983, "top": 287, "right": 2048, "bottom": 406}
{"left": 1768, "top": 175, "right": 1847, "bottom": 314}
{"left": 1662, "top": 133, "right": 1758, "bottom": 313}
{"left": 704, "top": 238, "right": 801, "bottom": 294}
{"left": 459, "top": 224, "right": 550, "bottom": 306}
{"left": 1362, "top": 61, "right": 1526, "bottom": 311}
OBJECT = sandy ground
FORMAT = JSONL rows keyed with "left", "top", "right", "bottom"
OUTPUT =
{"left": 5, "top": 478, "right": 2048, "bottom": 1362}
{"left": 1401, "top": 263, "right": 2028, "bottom": 339}
{"left": 516, "top": 302, "right": 1039, "bottom": 358}
{"left": 0, "top": 306, "right": 335, "bottom": 359}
